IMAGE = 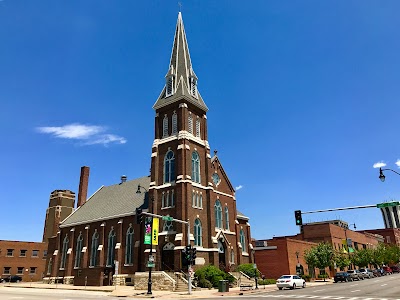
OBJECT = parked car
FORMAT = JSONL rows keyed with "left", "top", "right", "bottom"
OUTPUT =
{"left": 334, "top": 272, "right": 352, "bottom": 282}
{"left": 372, "top": 269, "right": 382, "bottom": 277}
{"left": 3, "top": 275, "right": 22, "bottom": 283}
{"left": 390, "top": 265, "right": 400, "bottom": 273}
{"left": 347, "top": 270, "right": 363, "bottom": 281}
{"left": 382, "top": 266, "right": 393, "bottom": 274}
{"left": 359, "top": 268, "right": 374, "bottom": 279}
{"left": 276, "top": 275, "right": 306, "bottom": 290}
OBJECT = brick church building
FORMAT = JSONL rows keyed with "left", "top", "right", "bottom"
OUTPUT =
{"left": 46, "top": 12, "right": 252, "bottom": 287}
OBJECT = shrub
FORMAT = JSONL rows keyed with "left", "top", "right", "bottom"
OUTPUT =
{"left": 258, "top": 279, "right": 276, "bottom": 285}
{"left": 194, "top": 265, "right": 229, "bottom": 288}
{"left": 237, "top": 263, "right": 258, "bottom": 278}
{"left": 317, "top": 274, "right": 328, "bottom": 279}
{"left": 302, "top": 274, "right": 312, "bottom": 282}
{"left": 198, "top": 278, "right": 213, "bottom": 289}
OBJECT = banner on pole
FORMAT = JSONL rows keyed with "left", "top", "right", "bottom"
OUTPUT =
{"left": 152, "top": 218, "right": 159, "bottom": 245}
{"left": 144, "top": 217, "right": 152, "bottom": 245}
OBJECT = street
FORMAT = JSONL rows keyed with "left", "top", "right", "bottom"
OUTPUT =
{"left": 224, "top": 273, "right": 400, "bottom": 300}
{"left": 0, "top": 287, "right": 117, "bottom": 300}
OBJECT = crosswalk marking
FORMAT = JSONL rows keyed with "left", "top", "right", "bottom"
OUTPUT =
{"left": 242, "top": 294, "right": 400, "bottom": 300}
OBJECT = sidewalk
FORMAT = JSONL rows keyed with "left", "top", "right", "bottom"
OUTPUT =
{"left": 0, "top": 280, "right": 333, "bottom": 298}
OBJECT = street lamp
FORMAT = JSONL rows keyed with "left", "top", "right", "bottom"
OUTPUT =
{"left": 252, "top": 249, "right": 258, "bottom": 289}
{"left": 136, "top": 184, "right": 154, "bottom": 295}
{"left": 379, "top": 167, "right": 400, "bottom": 182}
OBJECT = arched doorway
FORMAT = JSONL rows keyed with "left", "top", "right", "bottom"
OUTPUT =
{"left": 218, "top": 239, "right": 226, "bottom": 271}
{"left": 161, "top": 242, "right": 175, "bottom": 271}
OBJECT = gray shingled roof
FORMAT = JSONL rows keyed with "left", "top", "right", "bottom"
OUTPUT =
{"left": 60, "top": 176, "right": 150, "bottom": 228}
{"left": 236, "top": 210, "right": 249, "bottom": 220}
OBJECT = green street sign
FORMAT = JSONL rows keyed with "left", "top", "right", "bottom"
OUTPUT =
{"left": 162, "top": 216, "right": 174, "bottom": 221}
{"left": 147, "top": 261, "right": 155, "bottom": 268}
{"left": 377, "top": 201, "right": 400, "bottom": 208}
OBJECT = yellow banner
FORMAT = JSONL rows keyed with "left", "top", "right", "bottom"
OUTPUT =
{"left": 152, "top": 218, "right": 159, "bottom": 245}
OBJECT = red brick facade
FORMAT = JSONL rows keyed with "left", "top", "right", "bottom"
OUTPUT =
{"left": 0, "top": 240, "right": 47, "bottom": 282}
{"left": 363, "top": 228, "right": 400, "bottom": 247}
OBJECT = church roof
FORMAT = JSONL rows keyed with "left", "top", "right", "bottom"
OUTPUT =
{"left": 60, "top": 176, "right": 150, "bottom": 228}
{"left": 153, "top": 12, "right": 208, "bottom": 112}
{"left": 237, "top": 210, "right": 249, "bottom": 220}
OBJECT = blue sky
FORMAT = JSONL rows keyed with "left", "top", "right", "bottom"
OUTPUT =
{"left": 1, "top": 1, "right": 400, "bottom": 242}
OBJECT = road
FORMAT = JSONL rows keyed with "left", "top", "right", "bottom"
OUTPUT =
{"left": 224, "top": 273, "right": 400, "bottom": 300}
{"left": 0, "top": 287, "right": 118, "bottom": 300}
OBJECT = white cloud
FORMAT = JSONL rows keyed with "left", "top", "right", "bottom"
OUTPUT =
{"left": 235, "top": 185, "right": 243, "bottom": 191}
{"left": 373, "top": 161, "right": 386, "bottom": 169}
{"left": 396, "top": 160, "right": 400, "bottom": 168}
{"left": 36, "top": 123, "right": 127, "bottom": 146}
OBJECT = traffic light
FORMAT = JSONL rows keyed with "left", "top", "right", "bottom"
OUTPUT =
{"left": 182, "top": 245, "right": 192, "bottom": 266}
{"left": 191, "top": 247, "right": 197, "bottom": 264}
{"left": 136, "top": 208, "right": 143, "bottom": 224}
{"left": 294, "top": 210, "right": 302, "bottom": 226}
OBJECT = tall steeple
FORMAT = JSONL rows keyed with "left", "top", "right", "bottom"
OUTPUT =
{"left": 153, "top": 12, "right": 208, "bottom": 112}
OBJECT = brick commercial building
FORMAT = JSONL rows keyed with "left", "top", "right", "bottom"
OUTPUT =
{"left": 45, "top": 12, "right": 252, "bottom": 287}
{"left": 364, "top": 228, "right": 400, "bottom": 247}
{"left": 254, "top": 220, "right": 384, "bottom": 279}
{"left": 0, "top": 240, "right": 48, "bottom": 282}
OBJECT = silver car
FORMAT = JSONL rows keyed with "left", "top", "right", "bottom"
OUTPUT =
{"left": 347, "top": 270, "right": 363, "bottom": 281}
{"left": 359, "top": 268, "right": 374, "bottom": 279}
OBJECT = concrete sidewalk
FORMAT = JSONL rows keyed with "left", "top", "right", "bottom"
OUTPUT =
{"left": 0, "top": 280, "right": 333, "bottom": 298}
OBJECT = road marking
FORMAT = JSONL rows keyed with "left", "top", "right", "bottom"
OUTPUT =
{"left": 349, "top": 284, "right": 358, "bottom": 286}
{"left": 350, "top": 290, "right": 361, "bottom": 292}
{"left": 381, "top": 283, "right": 387, "bottom": 286}
{"left": 313, "top": 289, "right": 326, "bottom": 292}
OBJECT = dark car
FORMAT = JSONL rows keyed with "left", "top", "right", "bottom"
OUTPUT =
{"left": 334, "top": 272, "right": 352, "bottom": 282}
{"left": 390, "top": 265, "right": 400, "bottom": 273}
{"left": 3, "top": 275, "right": 22, "bottom": 283}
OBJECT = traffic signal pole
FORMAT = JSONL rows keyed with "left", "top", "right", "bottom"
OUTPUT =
{"left": 138, "top": 211, "right": 192, "bottom": 295}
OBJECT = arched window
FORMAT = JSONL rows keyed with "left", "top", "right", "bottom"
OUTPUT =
{"left": 191, "top": 151, "right": 200, "bottom": 183}
{"left": 199, "top": 193, "right": 203, "bottom": 208}
{"left": 106, "top": 227, "right": 116, "bottom": 267}
{"left": 166, "top": 76, "right": 174, "bottom": 97}
{"left": 90, "top": 230, "right": 99, "bottom": 267}
{"left": 60, "top": 235, "right": 69, "bottom": 269}
{"left": 164, "top": 150, "right": 175, "bottom": 183}
{"left": 240, "top": 229, "right": 247, "bottom": 253}
{"left": 194, "top": 218, "right": 202, "bottom": 246}
{"left": 74, "top": 232, "right": 83, "bottom": 268}
{"left": 196, "top": 117, "right": 200, "bottom": 138}
{"left": 163, "top": 114, "right": 169, "bottom": 138}
{"left": 125, "top": 225, "right": 134, "bottom": 265}
{"left": 163, "top": 220, "right": 174, "bottom": 232}
{"left": 188, "top": 114, "right": 193, "bottom": 134}
{"left": 47, "top": 257, "right": 53, "bottom": 275}
{"left": 224, "top": 207, "right": 230, "bottom": 230}
{"left": 172, "top": 111, "right": 178, "bottom": 135}
{"left": 214, "top": 200, "right": 223, "bottom": 229}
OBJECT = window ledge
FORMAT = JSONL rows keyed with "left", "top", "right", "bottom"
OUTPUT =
{"left": 124, "top": 264, "right": 133, "bottom": 267}
{"left": 242, "top": 252, "right": 249, "bottom": 257}
{"left": 59, "top": 268, "right": 65, "bottom": 271}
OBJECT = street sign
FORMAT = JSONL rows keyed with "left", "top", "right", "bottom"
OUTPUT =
{"left": 253, "top": 264, "right": 257, "bottom": 269}
{"left": 377, "top": 201, "right": 400, "bottom": 208}
{"left": 149, "top": 255, "right": 154, "bottom": 262}
{"left": 162, "top": 215, "right": 174, "bottom": 221}
{"left": 147, "top": 261, "right": 155, "bottom": 268}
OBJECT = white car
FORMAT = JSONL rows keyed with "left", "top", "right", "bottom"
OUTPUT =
{"left": 276, "top": 275, "right": 306, "bottom": 290}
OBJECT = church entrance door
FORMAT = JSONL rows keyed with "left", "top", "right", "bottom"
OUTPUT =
{"left": 218, "top": 239, "right": 226, "bottom": 271}
{"left": 161, "top": 242, "right": 175, "bottom": 271}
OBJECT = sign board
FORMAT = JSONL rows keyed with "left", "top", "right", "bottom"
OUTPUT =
{"left": 114, "top": 261, "right": 119, "bottom": 275}
{"left": 152, "top": 218, "right": 159, "bottom": 245}
{"left": 148, "top": 255, "right": 154, "bottom": 262}
{"left": 144, "top": 217, "right": 152, "bottom": 245}
{"left": 162, "top": 215, "right": 174, "bottom": 221}
{"left": 377, "top": 201, "right": 400, "bottom": 208}
{"left": 253, "top": 264, "right": 257, "bottom": 269}
{"left": 147, "top": 261, "right": 155, "bottom": 268}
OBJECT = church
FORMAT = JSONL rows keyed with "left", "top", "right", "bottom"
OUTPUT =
{"left": 46, "top": 12, "right": 253, "bottom": 288}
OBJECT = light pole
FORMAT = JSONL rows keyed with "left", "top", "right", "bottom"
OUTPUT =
{"left": 252, "top": 249, "right": 258, "bottom": 289}
{"left": 136, "top": 184, "right": 154, "bottom": 295}
{"left": 379, "top": 167, "right": 400, "bottom": 182}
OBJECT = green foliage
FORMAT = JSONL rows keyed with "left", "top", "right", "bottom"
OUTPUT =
{"left": 198, "top": 278, "right": 213, "bottom": 289}
{"left": 317, "top": 274, "right": 328, "bottom": 278}
{"left": 237, "top": 263, "right": 258, "bottom": 278}
{"left": 351, "top": 248, "right": 372, "bottom": 268}
{"left": 304, "top": 243, "right": 334, "bottom": 270}
{"left": 334, "top": 251, "right": 351, "bottom": 270}
{"left": 194, "top": 265, "right": 232, "bottom": 288}
{"left": 301, "top": 274, "right": 311, "bottom": 282}
{"left": 258, "top": 279, "right": 276, "bottom": 285}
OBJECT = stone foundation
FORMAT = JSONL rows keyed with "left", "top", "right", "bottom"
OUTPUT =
{"left": 134, "top": 272, "right": 175, "bottom": 291}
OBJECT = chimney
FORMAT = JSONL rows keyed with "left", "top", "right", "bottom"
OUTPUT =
{"left": 121, "top": 175, "right": 127, "bottom": 183}
{"left": 77, "top": 166, "right": 90, "bottom": 208}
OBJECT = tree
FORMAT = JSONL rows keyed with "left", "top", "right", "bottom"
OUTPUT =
{"left": 334, "top": 251, "right": 351, "bottom": 271}
{"left": 351, "top": 248, "right": 372, "bottom": 268}
{"left": 304, "top": 243, "right": 334, "bottom": 281}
